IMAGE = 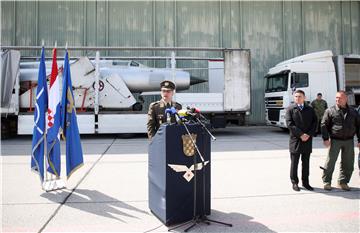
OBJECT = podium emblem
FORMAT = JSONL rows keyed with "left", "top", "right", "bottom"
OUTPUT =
{"left": 182, "top": 134, "right": 197, "bottom": 157}
{"left": 168, "top": 161, "right": 209, "bottom": 182}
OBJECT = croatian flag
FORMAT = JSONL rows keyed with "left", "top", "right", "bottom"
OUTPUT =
{"left": 46, "top": 48, "right": 61, "bottom": 177}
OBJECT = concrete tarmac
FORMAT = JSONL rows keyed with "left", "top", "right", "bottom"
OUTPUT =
{"left": 1, "top": 126, "right": 359, "bottom": 232}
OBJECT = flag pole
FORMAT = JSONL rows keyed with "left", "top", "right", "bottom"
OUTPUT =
{"left": 43, "top": 124, "right": 49, "bottom": 190}
{"left": 50, "top": 41, "right": 56, "bottom": 185}
{"left": 43, "top": 41, "right": 48, "bottom": 189}
{"left": 43, "top": 41, "right": 50, "bottom": 190}
{"left": 51, "top": 41, "right": 56, "bottom": 184}
{"left": 42, "top": 42, "right": 48, "bottom": 190}
{"left": 54, "top": 41, "right": 66, "bottom": 190}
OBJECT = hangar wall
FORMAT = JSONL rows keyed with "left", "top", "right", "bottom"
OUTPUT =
{"left": 1, "top": 1, "right": 359, "bottom": 123}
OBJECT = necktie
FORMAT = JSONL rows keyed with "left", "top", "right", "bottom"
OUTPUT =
{"left": 299, "top": 105, "right": 303, "bottom": 111}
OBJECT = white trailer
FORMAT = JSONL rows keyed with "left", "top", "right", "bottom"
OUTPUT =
{"left": 1, "top": 48, "right": 251, "bottom": 136}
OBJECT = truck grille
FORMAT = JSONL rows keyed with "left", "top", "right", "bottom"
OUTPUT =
{"left": 265, "top": 96, "right": 283, "bottom": 108}
{"left": 268, "top": 108, "right": 280, "bottom": 121}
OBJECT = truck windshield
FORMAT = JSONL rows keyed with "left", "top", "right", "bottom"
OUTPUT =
{"left": 265, "top": 73, "right": 288, "bottom": 93}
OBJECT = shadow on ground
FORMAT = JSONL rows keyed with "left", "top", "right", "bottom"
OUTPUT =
{"left": 166, "top": 209, "right": 276, "bottom": 233}
{"left": 311, "top": 187, "right": 360, "bottom": 200}
{"left": 41, "top": 189, "right": 149, "bottom": 222}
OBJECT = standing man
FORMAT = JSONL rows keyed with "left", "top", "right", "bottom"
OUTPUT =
{"left": 285, "top": 90, "right": 317, "bottom": 191}
{"left": 311, "top": 93, "right": 328, "bottom": 135}
{"left": 321, "top": 91, "right": 360, "bottom": 191}
{"left": 147, "top": 80, "right": 182, "bottom": 139}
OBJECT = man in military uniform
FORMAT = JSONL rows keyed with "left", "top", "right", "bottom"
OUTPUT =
{"left": 311, "top": 93, "right": 328, "bottom": 135}
{"left": 147, "top": 80, "right": 182, "bottom": 139}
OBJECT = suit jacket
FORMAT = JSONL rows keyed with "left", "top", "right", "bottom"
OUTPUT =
{"left": 285, "top": 104, "right": 317, "bottom": 154}
{"left": 147, "top": 99, "right": 182, "bottom": 139}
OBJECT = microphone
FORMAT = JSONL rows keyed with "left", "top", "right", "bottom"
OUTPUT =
{"left": 178, "top": 109, "right": 189, "bottom": 117}
{"left": 165, "top": 108, "right": 172, "bottom": 123}
{"left": 186, "top": 106, "right": 197, "bottom": 113}
{"left": 170, "top": 106, "right": 177, "bottom": 115}
{"left": 192, "top": 107, "right": 201, "bottom": 114}
{"left": 170, "top": 107, "right": 183, "bottom": 124}
{"left": 178, "top": 109, "right": 193, "bottom": 123}
{"left": 187, "top": 106, "right": 207, "bottom": 121}
{"left": 186, "top": 106, "right": 201, "bottom": 118}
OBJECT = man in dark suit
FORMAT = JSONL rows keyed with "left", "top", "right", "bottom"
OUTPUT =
{"left": 147, "top": 80, "right": 182, "bottom": 139}
{"left": 285, "top": 90, "right": 317, "bottom": 191}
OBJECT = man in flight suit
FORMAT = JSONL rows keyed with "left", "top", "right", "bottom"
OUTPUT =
{"left": 147, "top": 80, "right": 182, "bottom": 139}
{"left": 311, "top": 93, "right": 328, "bottom": 135}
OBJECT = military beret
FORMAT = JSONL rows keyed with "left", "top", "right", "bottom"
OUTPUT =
{"left": 160, "top": 80, "right": 176, "bottom": 90}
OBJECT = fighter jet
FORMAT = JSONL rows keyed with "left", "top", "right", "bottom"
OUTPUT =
{"left": 19, "top": 57, "right": 206, "bottom": 111}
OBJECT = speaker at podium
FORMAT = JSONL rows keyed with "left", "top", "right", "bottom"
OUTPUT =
{"left": 148, "top": 123, "right": 211, "bottom": 226}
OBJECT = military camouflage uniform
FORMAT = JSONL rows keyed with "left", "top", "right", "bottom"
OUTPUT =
{"left": 311, "top": 99, "right": 328, "bottom": 133}
{"left": 147, "top": 99, "right": 182, "bottom": 139}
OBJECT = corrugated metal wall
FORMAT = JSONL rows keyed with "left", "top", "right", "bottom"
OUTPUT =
{"left": 1, "top": 1, "right": 359, "bottom": 123}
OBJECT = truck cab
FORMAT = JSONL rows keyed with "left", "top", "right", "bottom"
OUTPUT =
{"left": 264, "top": 51, "right": 338, "bottom": 128}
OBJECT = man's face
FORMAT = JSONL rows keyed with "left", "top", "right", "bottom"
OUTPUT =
{"left": 317, "top": 95, "right": 322, "bottom": 100}
{"left": 336, "top": 92, "right": 347, "bottom": 107}
{"left": 294, "top": 92, "right": 305, "bottom": 105}
{"left": 161, "top": 88, "right": 174, "bottom": 102}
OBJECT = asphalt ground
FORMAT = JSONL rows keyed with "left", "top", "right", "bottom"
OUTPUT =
{"left": 1, "top": 126, "right": 359, "bottom": 232}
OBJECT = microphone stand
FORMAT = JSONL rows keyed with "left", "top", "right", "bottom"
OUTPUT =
{"left": 194, "top": 116, "right": 216, "bottom": 141}
{"left": 186, "top": 107, "right": 216, "bottom": 141}
{"left": 168, "top": 116, "right": 232, "bottom": 232}
{"left": 191, "top": 114, "right": 232, "bottom": 230}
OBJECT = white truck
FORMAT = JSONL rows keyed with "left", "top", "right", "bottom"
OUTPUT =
{"left": 1, "top": 49, "right": 251, "bottom": 136}
{"left": 264, "top": 50, "right": 360, "bottom": 129}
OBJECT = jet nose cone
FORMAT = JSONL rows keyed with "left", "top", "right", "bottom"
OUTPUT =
{"left": 190, "top": 76, "right": 207, "bottom": 85}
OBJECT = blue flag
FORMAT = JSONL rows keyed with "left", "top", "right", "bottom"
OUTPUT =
{"left": 31, "top": 47, "right": 48, "bottom": 182}
{"left": 46, "top": 48, "right": 61, "bottom": 177}
{"left": 61, "top": 51, "right": 84, "bottom": 178}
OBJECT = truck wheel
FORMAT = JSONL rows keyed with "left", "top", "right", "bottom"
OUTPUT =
{"left": 1, "top": 116, "right": 17, "bottom": 139}
{"left": 281, "top": 128, "right": 289, "bottom": 132}
{"left": 238, "top": 113, "right": 246, "bottom": 126}
{"left": 210, "top": 115, "right": 226, "bottom": 128}
{"left": 1, "top": 119, "right": 10, "bottom": 139}
{"left": 132, "top": 102, "right": 143, "bottom": 111}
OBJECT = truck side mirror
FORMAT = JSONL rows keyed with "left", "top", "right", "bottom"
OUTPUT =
{"left": 290, "top": 73, "right": 295, "bottom": 87}
{"left": 291, "top": 73, "right": 297, "bottom": 88}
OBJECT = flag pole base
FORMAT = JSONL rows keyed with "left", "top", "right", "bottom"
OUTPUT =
{"left": 42, "top": 179, "right": 66, "bottom": 192}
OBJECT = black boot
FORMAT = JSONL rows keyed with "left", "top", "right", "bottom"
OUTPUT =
{"left": 292, "top": 183, "right": 300, "bottom": 191}
{"left": 303, "top": 182, "right": 314, "bottom": 191}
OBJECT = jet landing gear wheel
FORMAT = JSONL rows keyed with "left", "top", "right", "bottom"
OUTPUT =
{"left": 132, "top": 102, "right": 143, "bottom": 111}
